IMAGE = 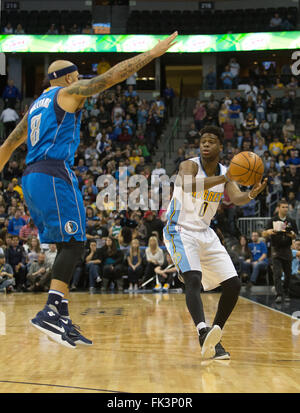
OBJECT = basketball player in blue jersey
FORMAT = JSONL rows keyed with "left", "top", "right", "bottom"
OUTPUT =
{"left": 164, "top": 125, "right": 267, "bottom": 359}
{"left": 0, "top": 32, "right": 178, "bottom": 348}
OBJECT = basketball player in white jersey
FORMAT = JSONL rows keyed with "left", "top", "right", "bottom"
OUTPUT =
{"left": 163, "top": 126, "right": 267, "bottom": 359}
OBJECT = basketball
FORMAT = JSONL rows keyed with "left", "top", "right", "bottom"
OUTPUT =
{"left": 228, "top": 151, "right": 264, "bottom": 186}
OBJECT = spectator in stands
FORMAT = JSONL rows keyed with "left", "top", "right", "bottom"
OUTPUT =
{"left": 282, "top": 118, "right": 295, "bottom": 139}
{"left": 45, "top": 244, "right": 57, "bottom": 269}
{"left": 255, "top": 96, "right": 266, "bottom": 123}
{"left": 26, "top": 236, "right": 41, "bottom": 265}
{"left": 6, "top": 235, "right": 27, "bottom": 291}
{"left": 245, "top": 81, "right": 258, "bottom": 102}
{"left": 151, "top": 161, "right": 166, "bottom": 177}
{"left": 204, "top": 67, "right": 217, "bottom": 90}
{"left": 3, "top": 181, "right": 20, "bottom": 207}
{"left": 262, "top": 200, "right": 298, "bottom": 303}
{"left": 292, "top": 238, "right": 300, "bottom": 278}
{"left": 59, "top": 25, "right": 67, "bottom": 35}
{"left": 143, "top": 236, "right": 165, "bottom": 288}
{"left": 246, "top": 231, "right": 268, "bottom": 290}
{"left": 4, "top": 161, "right": 22, "bottom": 181}
{"left": 46, "top": 24, "right": 58, "bottom": 35}
{"left": 27, "top": 252, "right": 51, "bottom": 292}
{"left": 8, "top": 209, "right": 26, "bottom": 236}
{"left": 118, "top": 227, "right": 133, "bottom": 253}
{"left": 254, "top": 138, "right": 268, "bottom": 157}
{"left": 242, "top": 113, "right": 258, "bottom": 134}
{"left": 126, "top": 72, "right": 138, "bottom": 90}
{"left": 266, "top": 95, "right": 278, "bottom": 125}
{"left": 281, "top": 166, "right": 299, "bottom": 200}
{"left": 85, "top": 240, "right": 102, "bottom": 294}
{"left": 82, "top": 24, "right": 93, "bottom": 34}
{"left": 228, "top": 99, "right": 241, "bottom": 129}
{"left": 0, "top": 253, "right": 15, "bottom": 293}
{"left": 153, "top": 252, "right": 177, "bottom": 293}
{"left": 193, "top": 100, "right": 207, "bottom": 130}
{"left": 185, "top": 123, "right": 199, "bottom": 144}
{"left": 15, "top": 24, "right": 25, "bottom": 34}
{"left": 218, "top": 103, "right": 229, "bottom": 125}
{"left": 163, "top": 84, "right": 175, "bottom": 118}
{"left": 221, "top": 65, "right": 233, "bottom": 89}
{"left": 229, "top": 58, "right": 240, "bottom": 88}
{"left": 281, "top": 90, "right": 294, "bottom": 122}
{"left": 0, "top": 105, "right": 19, "bottom": 136}
{"left": 19, "top": 218, "right": 38, "bottom": 242}
{"left": 3, "top": 22, "right": 13, "bottom": 34}
{"left": 286, "top": 149, "right": 300, "bottom": 167}
{"left": 206, "top": 95, "right": 219, "bottom": 125}
{"left": 269, "top": 13, "right": 282, "bottom": 30}
{"left": 274, "top": 77, "right": 284, "bottom": 89}
{"left": 127, "top": 238, "right": 144, "bottom": 292}
{"left": 269, "top": 136, "right": 283, "bottom": 158}
{"left": 70, "top": 24, "right": 80, "bottom": 34}
{"left": 282, "top": 14, "right": 295, "bottom": 31}
{"left": 232, "top": 235, "right": 252, "bottom": 283}
{"left": 100, "top": 236, "right": 124, "bottom": 292}
{"left": 257, "top": 84, "right": 271, "bottom": 102}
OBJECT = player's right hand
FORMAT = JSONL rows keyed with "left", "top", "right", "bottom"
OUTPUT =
{"left": 151, "top": 32, "right": 178, "bottom": 58}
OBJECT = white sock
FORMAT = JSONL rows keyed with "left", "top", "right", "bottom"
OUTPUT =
{"left": 196, "top": 322, "right": 207, "bottom": 334}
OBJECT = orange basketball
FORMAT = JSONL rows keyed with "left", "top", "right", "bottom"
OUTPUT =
{"left": 228, "top": 151, "right": 264, "bottom": 186}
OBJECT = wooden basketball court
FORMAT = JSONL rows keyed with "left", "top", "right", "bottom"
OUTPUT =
{"left": 0, "top": 291, "right": 299, "bottom": 393}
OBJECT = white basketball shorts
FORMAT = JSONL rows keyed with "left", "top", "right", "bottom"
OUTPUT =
{"left": 163, "top": 224, "right": 237, "bottom": 291}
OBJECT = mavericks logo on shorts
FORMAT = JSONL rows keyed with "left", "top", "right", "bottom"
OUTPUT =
{"left": 172, "top": 252, "right": 182, "bottom": 265}
{"left": 64, "top": 220, "right": 79, "bottom": 235}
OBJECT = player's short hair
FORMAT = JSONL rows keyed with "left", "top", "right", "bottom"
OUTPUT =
{"left": 199, "top": 125, "right": 224, "bottom": 145}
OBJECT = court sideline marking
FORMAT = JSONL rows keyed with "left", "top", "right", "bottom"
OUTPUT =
{"left": 239, "top": 295, "right": 299, "bottom": 320}
{"left": 0, "top": 379, "right": 125, "bottom": 393}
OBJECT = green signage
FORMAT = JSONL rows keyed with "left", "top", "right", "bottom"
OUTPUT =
{"left": 0, "top": 32, "right": 299, "bottom": 53}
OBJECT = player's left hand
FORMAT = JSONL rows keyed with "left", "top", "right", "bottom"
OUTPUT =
{"left": 249, "top": 177, "right": 268, "bottom": 199}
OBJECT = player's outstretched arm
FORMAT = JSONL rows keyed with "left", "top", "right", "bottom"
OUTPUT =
{"left": 0, "top": 112, "right": 28, "bottom": 172}
{"left": 178, "top": 160, "right": 228, "bottom": 193}
{"left": 64, "top": 32, "right": 178, "bottom": 98}
{"left": 225, "top": 178, "right": 268, "bottom": 206}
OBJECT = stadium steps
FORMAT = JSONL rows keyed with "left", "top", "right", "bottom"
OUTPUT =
{"left": 154, "top": 116, "right": 194, "bottom": 175}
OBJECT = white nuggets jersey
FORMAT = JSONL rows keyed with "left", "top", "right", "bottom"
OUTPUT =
{"left": 163, "top": 157, "right": 237, "bottom": 291}
{"left": 166, "top": 157, "right": 227, "bottom": 231}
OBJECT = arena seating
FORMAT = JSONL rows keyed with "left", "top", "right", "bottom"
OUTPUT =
{"left": 126, "top": 7, "right": 298, "bottom": 34}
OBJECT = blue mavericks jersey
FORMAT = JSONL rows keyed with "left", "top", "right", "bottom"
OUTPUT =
{"left": 26, "top": 86, "right": 82, "bottom": 167}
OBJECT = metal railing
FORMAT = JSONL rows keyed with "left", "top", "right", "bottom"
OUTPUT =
{"left": 238, "top": 214, "right": 300, "bottom": 238}
{"left": 237, "top": 217, "right": 271, "bottom": 238}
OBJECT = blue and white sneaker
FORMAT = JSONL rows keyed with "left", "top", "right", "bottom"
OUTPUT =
{"left": 61, "top": 318, "right": 93, "bottom": 346}
{"left": 30, "top": 305, "right": 76, "bottom": 349}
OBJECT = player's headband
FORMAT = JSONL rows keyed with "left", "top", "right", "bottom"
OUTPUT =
{"left": 48, "top": 64, "right": 78, "bottom": 80}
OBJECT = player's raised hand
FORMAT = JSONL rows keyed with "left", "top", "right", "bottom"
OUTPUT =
{"left": 249, "top": 177, "right": 268, "bottom": 199}
{"left": 151, "top": 32, "right": 178, "bottom": 58}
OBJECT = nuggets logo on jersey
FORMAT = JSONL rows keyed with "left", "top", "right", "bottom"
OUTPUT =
{"left": 165, "top": 157, "right": 227, "bottom": 232}
{"left": 192, "top": 190, "right": 222, "bottom": 203}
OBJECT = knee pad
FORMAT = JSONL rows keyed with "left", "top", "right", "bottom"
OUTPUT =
{"left": 221, "top": 276, "right": 241, "bottom": 294}
{"left": 183, "top": 270, "right": 202, "bottom": 289}
{"left": 52, "top": 241, "right": 85, "bottom": 284}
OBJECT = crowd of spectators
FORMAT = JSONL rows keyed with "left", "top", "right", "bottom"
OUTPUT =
{"left": 187, "top": 71, "right": 300, "bottom": 224}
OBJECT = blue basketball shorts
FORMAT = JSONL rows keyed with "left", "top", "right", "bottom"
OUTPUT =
{"left": 22, "top": 159, "right": 86, "bottom": 244}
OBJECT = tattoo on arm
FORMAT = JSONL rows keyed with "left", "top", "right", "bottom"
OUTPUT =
{"left": 5, "top": 112, "right": 28, "bottom": 149}
{"left": 66, "top": 51, "right": 154, "bottom": 97}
